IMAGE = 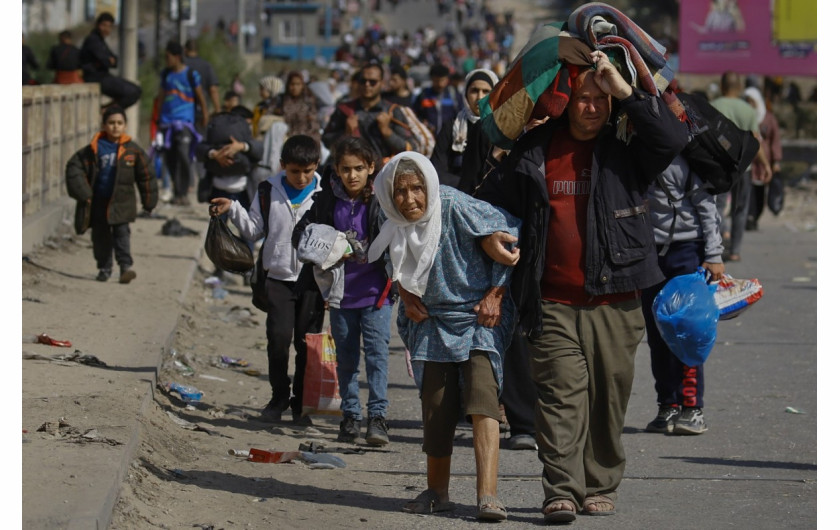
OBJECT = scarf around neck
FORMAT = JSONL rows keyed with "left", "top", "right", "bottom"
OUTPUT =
{"left": 367, "top": 152, "right": 442, "bottom": 297}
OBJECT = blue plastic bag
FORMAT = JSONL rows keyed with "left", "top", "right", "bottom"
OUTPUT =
{"left": 653, "top": 268, "right": 720, "bottom": 366}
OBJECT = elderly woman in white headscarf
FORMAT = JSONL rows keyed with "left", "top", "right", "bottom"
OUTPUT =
{"left": 368, "top": 151, "right": 520, "bottom": 521}
{"left": 429, "top": 68, "right": 498, "bottom": 193}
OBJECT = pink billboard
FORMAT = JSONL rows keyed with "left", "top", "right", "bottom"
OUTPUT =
{"left": 678, "top": 0, "right": 817, "bottom": 76}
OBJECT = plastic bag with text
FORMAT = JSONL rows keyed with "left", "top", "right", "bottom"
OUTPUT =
{"left": 300, "top": 331, "right": 342, "bottom": 417}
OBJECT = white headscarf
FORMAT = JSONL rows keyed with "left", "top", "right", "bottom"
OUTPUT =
{"left": 368, "top": 152, "right": 442, "bottom": 297}
{"left": 743, "top": 86, "right": 766, "bottom": 124}
{"left": 451, "top": 69, "right": 499, "bottom": 153}
{"left": 259, "top": 76, "right": 284, "bottom": 98}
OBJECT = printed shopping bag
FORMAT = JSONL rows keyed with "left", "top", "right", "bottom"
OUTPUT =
{"left": 301, "top": 330, "right": 342, "bottom": 417}
{"left": 713, "top": 274, "right": 764, "bottom": 320}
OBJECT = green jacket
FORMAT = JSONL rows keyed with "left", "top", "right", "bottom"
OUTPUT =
{"left": 65, "top": 132, "right": 158, "bottom": 232}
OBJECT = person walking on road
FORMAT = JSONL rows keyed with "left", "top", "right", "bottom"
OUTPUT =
{"left": 369, "top": 152, "right": 520, "bottom": 522}
{"left": 154, "top": 41, "right": 208, "bottom": 206}
{"left": 80, "top": 12, "right": 142, "bottom": 110}
{"left": 209, "top": 135, "right": 326, "bottom": 425}
{"left": 184, "top": 38, "right": 221, "bottom": 119}
{"left": 65, "top": 105, "right": 158, "bottom": 284}
{"left": 322, "top": 62, "right": 421, "bottom": 164}
{"left": 292, "top": 136, "right": 395, "bottom": 446}
{"left": 743, "top": 85, "right": 782, "bottom": 231}
{"left": 476, "top": 52, "right": 688, "bottom": 522}
{"left": 641, "top": 154, "right": 725, "bottom": 436}
{"left": 710, "top": 71, "right": 772, "bottom": 262}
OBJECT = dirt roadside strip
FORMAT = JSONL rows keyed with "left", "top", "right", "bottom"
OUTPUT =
{"left": 21, "top": 203, "right": 211, "bottom": 529}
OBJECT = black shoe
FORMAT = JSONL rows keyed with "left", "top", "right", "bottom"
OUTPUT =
{"left": 337, "top": 416, "right": 362, "bottom": 443}
{"left": 671, "top": 407, "right": 708, "bottom": 435}
{"left": 96, "top": 269, "right": 111, "bottom": 282}
{"left": 365, "top": 416, "right": 389, "bottom": 446}
{"left": 507, "top": 433, "right": 538, "bottom": 450}
{"left": 746, "top": 218, "right": 758, "bottom": 231}
{"left": 292, "top": 410, "right": 313, "bottom": 426}
{"left": 645, "top": 405, "right": 681, "bottom": 433}
{"left": 119, "top": 267, "right": 137, "bottom": 284}
{"left": 260, "top": 396, "right": 289, "bottom": 422}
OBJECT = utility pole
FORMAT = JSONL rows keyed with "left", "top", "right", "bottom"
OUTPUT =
{"left": 238, "top": 0, "right": 246, "bottom": 56}
{"left": 120, "top": 0, "right": 140, "bottom": 140}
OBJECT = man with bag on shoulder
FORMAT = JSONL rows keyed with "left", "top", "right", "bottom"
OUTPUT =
{"left": 322, "top": 61, "right": 420, "bottom": 164}
{"left": 476, "top": 50, "right": 688, "bottom": 522}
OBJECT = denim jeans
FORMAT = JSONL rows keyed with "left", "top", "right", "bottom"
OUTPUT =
{"left": 331, "top": 304, "right": 392, "bottom": 420}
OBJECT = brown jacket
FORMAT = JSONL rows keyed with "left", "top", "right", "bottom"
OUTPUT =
{"left": 65, "top": 132, "right": 157, "bottom": 232}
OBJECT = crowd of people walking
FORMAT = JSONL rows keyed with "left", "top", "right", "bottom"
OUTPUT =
{"left": 45, "top": 0, "right": 793, "bottom": 524}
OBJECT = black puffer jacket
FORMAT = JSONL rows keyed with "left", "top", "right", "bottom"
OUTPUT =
{"left": 475, "top": 89, "right": 689, "bottom": 337}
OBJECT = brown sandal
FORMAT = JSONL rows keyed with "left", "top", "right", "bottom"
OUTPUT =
{"left": 582, "top": 495, "right": 616, "bottom": 516}
{"left": 543, "top": 499, "right": 576, "bottom": 523}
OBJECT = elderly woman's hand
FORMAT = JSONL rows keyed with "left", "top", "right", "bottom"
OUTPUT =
{"left": 474, "top": 286, "right": 506, "bottom": 327}
{"left": 398, "top": 283, "right": 429, "bottom": 323}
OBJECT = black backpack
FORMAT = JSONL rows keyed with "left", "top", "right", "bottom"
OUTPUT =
{"left": 676, "top": 92, "right": 760, "bottom": 195}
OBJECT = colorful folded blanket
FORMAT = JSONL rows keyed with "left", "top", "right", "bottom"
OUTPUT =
{"left": 478, "top": 23, "right": 592, "bottom": 149}
{"left": 479, "top": 2, "right": 686, "bottom": 149}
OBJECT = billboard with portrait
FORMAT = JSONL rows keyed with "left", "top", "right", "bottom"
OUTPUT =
{"left": 678, "top": 0, "right": 816, "bottom": 76}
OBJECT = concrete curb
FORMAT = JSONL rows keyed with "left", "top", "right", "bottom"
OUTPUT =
{"left": 65, "top": 216, "right": 210, "bottom": 530}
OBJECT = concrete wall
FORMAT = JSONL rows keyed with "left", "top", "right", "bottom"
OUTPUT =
{"left": 22, "top": 83, "right": 101, "bottom": 254}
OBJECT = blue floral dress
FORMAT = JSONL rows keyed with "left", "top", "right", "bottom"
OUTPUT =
{"left": 397, "top": 186, "right": 521, "bottom": 395}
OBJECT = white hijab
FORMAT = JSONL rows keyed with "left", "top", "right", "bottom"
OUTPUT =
{"left": 743, "top": 86, "right": 766, "bottom": 124}
{"left": 368, "top": 152, "right": 442, "bottom": 297}
{"left": 451, "top": 69, "right": 499, "bottom": 153}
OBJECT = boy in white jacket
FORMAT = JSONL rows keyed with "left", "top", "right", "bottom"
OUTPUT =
{"left": 210, "top": 135, "right": 325, "bottom": 424}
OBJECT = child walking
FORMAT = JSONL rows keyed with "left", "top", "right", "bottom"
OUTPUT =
{"left": 65, "top": 105, "right": 158, "bottom": 283}
{"left": 642, "top": 154, "right": 726, "bottom": 435}
{"left": 210, "top": 135, "right": 325, "bottom": 424}
{"left": 292, "top": 136, "right": 395, "bottom": 445}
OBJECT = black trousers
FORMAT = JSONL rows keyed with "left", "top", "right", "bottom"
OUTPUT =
{"left": 501, "top": 326, "right": 537, "bottom": 436}
{"left": 265, "top": 278, "right": 324, "bottom": 414}
{"left": 163, "top": 128, "right": 194, "bottom": 200}
{"left": 91, "top": 221, "right": 132, "bottom": 272}
{"left": 99, "top": 75, "right": 142, "bottom": 109}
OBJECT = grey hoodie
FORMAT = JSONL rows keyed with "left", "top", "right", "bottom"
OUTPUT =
{"left": 645, "top": 154, "right": 724, "bottom": 263}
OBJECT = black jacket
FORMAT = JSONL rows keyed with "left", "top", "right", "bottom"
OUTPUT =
{"left": 47, "top": 43, "right": 81, "bottom": 72}
{"left": 475, "top": 89, "right": 689, "bottom": 337}
{"left": 196, "top": 112, "right": 264, "bottom": 177}
{"left": 430, "top": 116, "right": 493, "bottom": 192}
{"left": 80, "top": 30, "right": 117, "bottom": 81}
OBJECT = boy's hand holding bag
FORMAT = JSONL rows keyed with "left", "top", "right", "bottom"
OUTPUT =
{"left": 204, "top": 216, "right": 254, "bottom": 273}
